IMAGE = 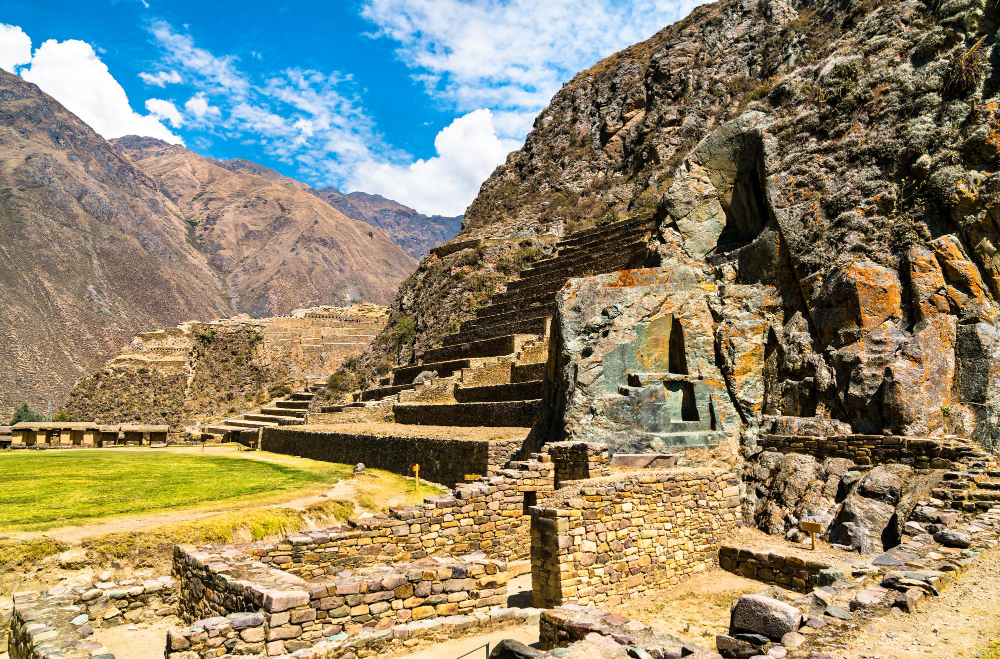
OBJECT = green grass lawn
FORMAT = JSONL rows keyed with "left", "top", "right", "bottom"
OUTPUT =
{"left": 0, "top": 450, "right": 351, "bottom": 532}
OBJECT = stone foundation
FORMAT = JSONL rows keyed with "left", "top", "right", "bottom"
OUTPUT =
{"left": 717, "top": 545, "right": 835, "bottom": 591}
{"left": 261, "top": 426, "right": 526, "bottom": 488}
{"left": 531, "top": 469, "right": 741, "bottom": 608}
{"left": 547, "top": 441, "right": 611, "bottom": 487}
{"left": 173, "top": 546, "right": 507, "bottom": 656}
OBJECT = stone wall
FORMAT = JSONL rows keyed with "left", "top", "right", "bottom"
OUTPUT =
{"left": 757, "top": 434, "right": 971, "bottom": 468}
{"left": 718, "top": 545, "right": 836, "bottom": 591}
{"left": 8, "top": 591, "right": 117, "bottom": 659}
{"left": 538, "top": 605, "right": 696, "bottom": 655}
{"left": 257, "top": 455, "right": 554, "bottom": 575}
{"left": 547, "top": 441, "right": 611, "bottom": 487}
{"left": 531, "top": 469, "right": 741, "bottom": 608}
{"left": 261, "top": 426, "right": 526, "bottom": 488}
{"left": 173, "top": 546, "right": 508, "bottom": 656}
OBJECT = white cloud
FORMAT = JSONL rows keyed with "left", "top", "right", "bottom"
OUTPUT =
{"left": 138, "top": 69, "right": 182, "bottom": 86}
{"left": 149, "top": 20, "right": 249, "bottom": 97}
{"left": 184, "top": 91, "right": 221, "bottom": 121}
{"left": 361, "top": 0, "right": 704, "bottom": 139}
{"left": 18, "top": 37, "right": 181, "bottom": 143}
{"left": 346, "top": 110, "right": 517, "bottom": 216}
{"left": 145, "top": 98, "right": 183, "bottom": 127}
{"left": 0, "top": 23, "right": 32, "bottom": 74}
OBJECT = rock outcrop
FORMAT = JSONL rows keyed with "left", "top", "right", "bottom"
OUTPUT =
{"left": 363, "top": 0, "right": 1000, "bottom": 446}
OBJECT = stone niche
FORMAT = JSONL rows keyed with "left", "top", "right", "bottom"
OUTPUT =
{"left": 550, "top": 267, "right": 742, "bottom": 454}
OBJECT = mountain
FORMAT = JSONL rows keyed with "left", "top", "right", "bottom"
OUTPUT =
{"left": 210, "top": 157, "right": 463, "bottom": 259}
{"left": 114, "top": 136, "right": 416, "bottom": 315}
{"left": 361, "top": 0, "right": 1000, "bottom": 442}
{"left": 0, "top": 69, "right": 231, "bottom": 419}
{"left": 0, "top": 70, "right": 415, "bottom": 419}
{"left": 313, "top": 189, "right": 463, "bottom": 258}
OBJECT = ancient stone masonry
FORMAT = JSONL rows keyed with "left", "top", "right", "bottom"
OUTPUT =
{"left": 6, "top": 577, "right": 177, "bottom": 659}
{"left": 547, "top": 441, "right": 611, "bottom": 487}
{"left": 260, "top": 426, "right": 526, "bottom": 488}
{"left": 8, "top": 423, "right": 169, "bottom": 448}
{"left": 717, "top": 545, "right": 837, "bottom": 591}
{"left": 255, "top": 457, "right": 553, "bottom": 574}
{"left": 172, "top": 546, "right": 507, "bottom": 656}
{"left": 63, "top": 304, "right": 387, "bottom": 430}
{"left": 546, "top": 267, "right": 746, "bottom": 456}
{"left": 757, "top": 433, "right": 972, "bottom": 468}
{"left": 166, "top": 607, "right": 541, "bottom": 659}
{"left": 531, "top": 469, "right": 741, "bottom": 608}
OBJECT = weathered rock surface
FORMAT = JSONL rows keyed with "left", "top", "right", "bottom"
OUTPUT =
{"left": 358, "top": 0, "right": 1000, "bottom": 445}
{"left": 730, "top": 594, "right": 802, "bottom": 641}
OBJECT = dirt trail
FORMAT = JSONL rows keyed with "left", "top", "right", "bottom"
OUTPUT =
{"left": 8, "top": 446, "right": 427, "bottom": 545}
{"left": 840, "top": 545, "right": 1000, "bottom": 658}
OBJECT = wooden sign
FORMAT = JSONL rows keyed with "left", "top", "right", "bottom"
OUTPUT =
{"left": 801, "top": 520, "right": 823, "bottom": 550}
{"left": 465, "top": 474, "right": 481, "bottom": 481}
{"left": 413, "top": 463, "right": 420, "bottom": 491}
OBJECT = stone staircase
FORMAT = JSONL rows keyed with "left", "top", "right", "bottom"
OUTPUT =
{"left": 933, "top": 458, "right": 1000, "bottom": 511}
{"left": 322, "top": 216, "right": 655, "bottom": 429}
{"left": 204, "top": 383, "right": 325, "bottom": 437}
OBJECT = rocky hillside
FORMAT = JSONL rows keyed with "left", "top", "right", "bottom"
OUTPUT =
{"left": 0, "top": 71, "right": 416, "bottom": 419}
{"left": 114, "top": 137, "right": 417, "bottom": 315}
{"left": 363, "top": 0, "right": 1000, "bottom": 443}
{"left": 0, "top": 70, "right": 229, "bottom": 420}
{"left": 314, "top": 189, "right": 463, "bottom": 258}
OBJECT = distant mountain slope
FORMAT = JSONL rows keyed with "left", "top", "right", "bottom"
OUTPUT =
{"left": 0, "top": 70, "right": 418, "bottom": 419}
{"left": 0, "top": 70, "right": 230, "bottom": 417}
{"left": 313, "top": 188, "right": 463, "bottom": 258}
{"left": 114, "top": 136, "right": 417, "bottom": 316}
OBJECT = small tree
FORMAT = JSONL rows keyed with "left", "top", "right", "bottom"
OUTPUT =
{"left": 10, "top": 403, "right": 43, "bottom": 425}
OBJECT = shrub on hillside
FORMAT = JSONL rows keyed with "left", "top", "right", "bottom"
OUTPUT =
{"left": 9, "top": 403, "right": 43, "bottom": 425}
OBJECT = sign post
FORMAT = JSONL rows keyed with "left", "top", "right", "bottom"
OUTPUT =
{"left": 413, "top": 463, "right": 420, "bottom": 492}
{"left": 801, "top": 520, "right": 823, "bottom": 551}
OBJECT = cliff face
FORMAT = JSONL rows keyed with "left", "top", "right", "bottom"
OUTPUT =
{"left": 369, "top": 0, "right": 1000, "bottom": 443}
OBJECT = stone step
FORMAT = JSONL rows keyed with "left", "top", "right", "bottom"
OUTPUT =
{"left": 444, "top": 315, "right": 549, "bottom": 346}
{"left": 505, "top": 246, "right": 649, "bottom": 293}
{"left": 355, "top": 383, "right": 413, "bottom": 402}
{"left": 259, "top": 406, "right": 306, "bottom": 418}
{"left": 225, "top": 419, "right": 277, "bottom": 429}
{"left": 474, "top": 291, "right": 557, "bottom": 319}
{"left": 556, "top": 215, "right": 657, "bottom": 248}
{"left": 455, "top": 380, "right": 543, "bottom": 403}
{"left": 320, "top": 405, "right": 346, "bottom": 413}
{"left": 275, "top": 400, "right": 310, "bottom": 410}
{"left": 379, "top": 376, "right": 391, "bottom": 386}
{"left": 511, "top": 362, "right": 546, "bottom": 383}
{"left": 290, "top": 392, "right": 315, "bottom": 401}
{"left": 418, "top": 334, "right": 531, "bottom": 364}
{"left": 458, "top": 305, "right": 552, "bottom": 335}
{"left": 244, "top": 413, "right": 304, "bottom": 425}
{"left": 392, "top": 359, "right": 473, "bottom": 385}
{"left": 978, "top": 481, "right": 1000, "bottom": 490}
{"left": 392, "top": 400, "right": 540, "bottom": 427}
{"left": 518, "top": 235, "right": 651, "bottom": 279}
{"left": 204, "top": 424, "right": 244, "bottom": 435}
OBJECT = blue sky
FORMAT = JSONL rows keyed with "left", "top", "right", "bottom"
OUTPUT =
{"left": 0, "top": 1, "right": 704, "bottom": 215}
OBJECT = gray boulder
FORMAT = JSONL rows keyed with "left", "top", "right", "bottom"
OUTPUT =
{"left": 489, "top": 639, "right": 543, "bottom": 658}
{"left": 730, "top": 594, "right": 802, "bottom": 641}
{"left": 933, "top": 529, "right": 972, "bottom": 548}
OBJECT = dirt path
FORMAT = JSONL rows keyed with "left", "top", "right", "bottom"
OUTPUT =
{"left": 93, "top": 618, "right": 177, "bottom": 659}
{"left": 394, "top": 624, "right": 538, "bottom": 659}
{"left": 841, "top": 545, "right": 1000, "bottom": 658}
{"left": 9, "top": 446, "right": 427, "bottom": 545}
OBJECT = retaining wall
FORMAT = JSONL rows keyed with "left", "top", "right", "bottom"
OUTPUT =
{"left": 718, "top": 545, "right": 836, "bottom": 591}
{"left": 531, "top": 469, "right": 741, "bottom": 608}
{"left": 257, "top": 455, "right": 554, "bottom": 576}
{"left": 261, "top": 426, "right": 526, "bottom": 488}
{"left": 757, "top": 434, "right": 970, "bottom": 468}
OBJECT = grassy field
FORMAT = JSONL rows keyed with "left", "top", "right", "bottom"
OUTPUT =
{"left": 0, "top": 449, "right": 352, "bottom": 532}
